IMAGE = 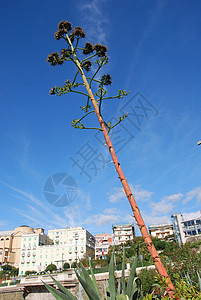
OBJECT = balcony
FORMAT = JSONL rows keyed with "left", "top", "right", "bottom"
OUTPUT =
{"left": 21, "top": 260, "right": 25, "bottom": 264}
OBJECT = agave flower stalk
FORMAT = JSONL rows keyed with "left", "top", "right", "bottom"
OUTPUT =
{"left": 47, "top": 21, "right": 175, "bottom": 295}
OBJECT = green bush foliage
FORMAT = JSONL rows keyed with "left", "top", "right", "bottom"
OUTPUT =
{"left": 45, "top": 264, "right": 57, "bottom": 272}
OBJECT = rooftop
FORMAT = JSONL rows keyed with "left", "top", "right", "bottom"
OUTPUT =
{"left": 0, "top": 230, "right": 14, "bottom": 236}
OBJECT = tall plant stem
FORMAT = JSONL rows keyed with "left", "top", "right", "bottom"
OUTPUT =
{"left": 66, "top": 35, "right": 175, "bottom": 295}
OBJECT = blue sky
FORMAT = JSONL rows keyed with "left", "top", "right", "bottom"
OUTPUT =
{"left": 0, "top": 0, "right": 201, "bottom": 236}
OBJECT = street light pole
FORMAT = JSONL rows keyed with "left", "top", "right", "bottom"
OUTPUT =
{"left": 74, "top": 233, "right": 79, "bottom": 270}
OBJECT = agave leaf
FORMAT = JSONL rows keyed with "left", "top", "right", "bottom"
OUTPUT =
{"left": 49, "top": 275, "right": 77, "bottom": 300}
{"left": 132, "top": 277, "right": 141, "bottom": 300}
{"left": 75, "top": 270, "right": 101, "bottom": 300}
{"left": 89, "top": 259, "right": 102, "bottom": 298}
{"left": 117, "top": 279, "right": 121, "bottom": 295}
{"left": 186, "top": 272, "right": 192, "bottom": 286}
{"left": 197, "top": 271, "right": 201, "bottom": 291}
{"left": 122, "top": 245, "right": 125, "bottom": 294}
{"left": 79, "top": 261, "right": 95, "bottom": 289}
{"left": 42, "top": 280, "right": 71, "bottom": 300}
{"left": 104, "top": 279, "right": 110, "bottom": 300}
{"left": 126, "top": 256, "right": 138, "bottom": 299}
{"left": 116, "top": 294, "right": 129, "bottom": 300}
{"left": 108, "top": 249, "right": 116, "bottom": 300}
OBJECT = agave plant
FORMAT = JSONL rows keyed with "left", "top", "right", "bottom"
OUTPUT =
{"left": 43, "top": 246, "right": 143, "bottom": 299}
{"left": 46, "top": 20, "right": 174, "bottom": 294}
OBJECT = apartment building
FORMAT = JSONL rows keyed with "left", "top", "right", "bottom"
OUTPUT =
{"left": 112, "top": 224, "right": 135, "bottom": 245}
{"left": 0, "top": 225, "right": 45, "bottom": 268}
{"left": 19, "top": 226, "right": 95, "bottom": 275}
{"left": 47, "top": 228, "right": 68, "bottom": 245}
{"left": 95, "top": 233, "right": 113, "bottom": 259}
{"left": 19, "top": 228, "right": 53, "bottom": 275}
{"left": 148, "top": 224, "right": 174, "bottom": 239}
{"left": 171, "top": 210, "right": 201, "bottom": 244}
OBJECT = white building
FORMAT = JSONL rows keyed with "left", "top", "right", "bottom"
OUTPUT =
{"left": 19, "top": 228, "right": 53, "bottom": 275}
{"left": 112, "top": 224, "right": 135, "bottom": 245}
{"left": 148, "top": 224, "right": 174, "bottom": 239}
{"left": 171, "top": 210, "right": 201, "bottom": 244}
{"left": 19, "top": 226, "right": 95, "bottom": 275}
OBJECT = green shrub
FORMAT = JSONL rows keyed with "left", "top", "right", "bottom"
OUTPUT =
{"left": 138, "top": 268, "right": 158, "bottom": 294}
{"left": 45, "top": 264, "right": 57, "bottom": 272}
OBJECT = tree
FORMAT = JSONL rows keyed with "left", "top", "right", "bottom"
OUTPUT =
{"left": 63, "top": 262, "right": 70, "bottom": 270}
{"left": 25, "top": 270, "right": 37, "bottom": 276}
{"left": 47, "top": 20, "right": 174, "bottom": 294}
{"left": 10, "top": 267, "right": 19, "bottom": 277}
{"left": 71, "top": 261, "right": 76, "bottom": 268}
{"left": 1, "top": 264, "right": 12, "bottom": 271}
{"left": 45, "top": 264, "right": 57, "bottom": 273}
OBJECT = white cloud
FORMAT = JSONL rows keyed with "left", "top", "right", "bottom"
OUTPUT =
{"left": 142, "top": 213, "right": 171, "bottom": 226}
{"left": 84, "top": 207, "right": 122, "bottom": 227}
{"left": 103, "top": 208, "right": 119, "bottom": 215}
{"left": 150, "top": 193, "right": 183, "bottom": 216}
{"left": 1, "top": 181, "right": 85, "bottom": 230}
{"left": 78, "top": 0, "right": 109, "bottom": 43}
{"left": 183, "top": 187, "right": 201, "bottom": 204}
{"left": 109, "top": 184, "right": 153, "bottom": 203}
{"left": 131, "top": 184, "right": 153, "bottom": 202}
{"left": 0, "top": 181, "right": 44, "bottom": 208}
{"left": 182, "top": 211, "right": 201, "bottom": 221}
{"left": 77, "top": 189, "right": 91, "bottom": 211}
{"left": 85, "top": 213, "right": 120, "bottom": 227}
{"left": 109, "top": 187, "right": 125, "bottom": 203}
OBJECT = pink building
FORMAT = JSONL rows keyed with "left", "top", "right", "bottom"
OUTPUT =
{"left": 95, "top": 233, "right": 113, "bottom": 259}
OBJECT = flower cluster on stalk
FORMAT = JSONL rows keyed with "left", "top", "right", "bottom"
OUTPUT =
{"left": 46, "top": 52, "right": 64, "bottom": 66}
{"left": 81, "top": 60, "right": 92, "bottom": 72}
{"left": 83, "top": 42, "right": 94, "bottom": 55}
{"left": 94, "top": 44, "right": 108, "bottom": 57}
{"left": 100, "top": 74, "right": 112, "bottom": 86}
{"left": 54, "top": 21, "right": 72, "bottom": 40}
{"left": 73, "top": 26, "right": 85, "bottom": 38}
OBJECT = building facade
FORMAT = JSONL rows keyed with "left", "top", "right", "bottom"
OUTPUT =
{"left": 19, "top": 228, "right": 53, "bottom": 275}
{"left": 0, "top": 226, "right": 46, "bottom": 268}
{"left": 171, "top": 210, "right": 201, "bottom": 244}
{"left": 148, "top": 224, "right": 174, "bottom": 239}
{"left": 95, "top": 233, "right": 113, "bottom": 259}
{"left": 112, "top": 224, "right": 135, "bottom": 245}
{"left": 19, "top": 226, "right": 95, "bottom": 275}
